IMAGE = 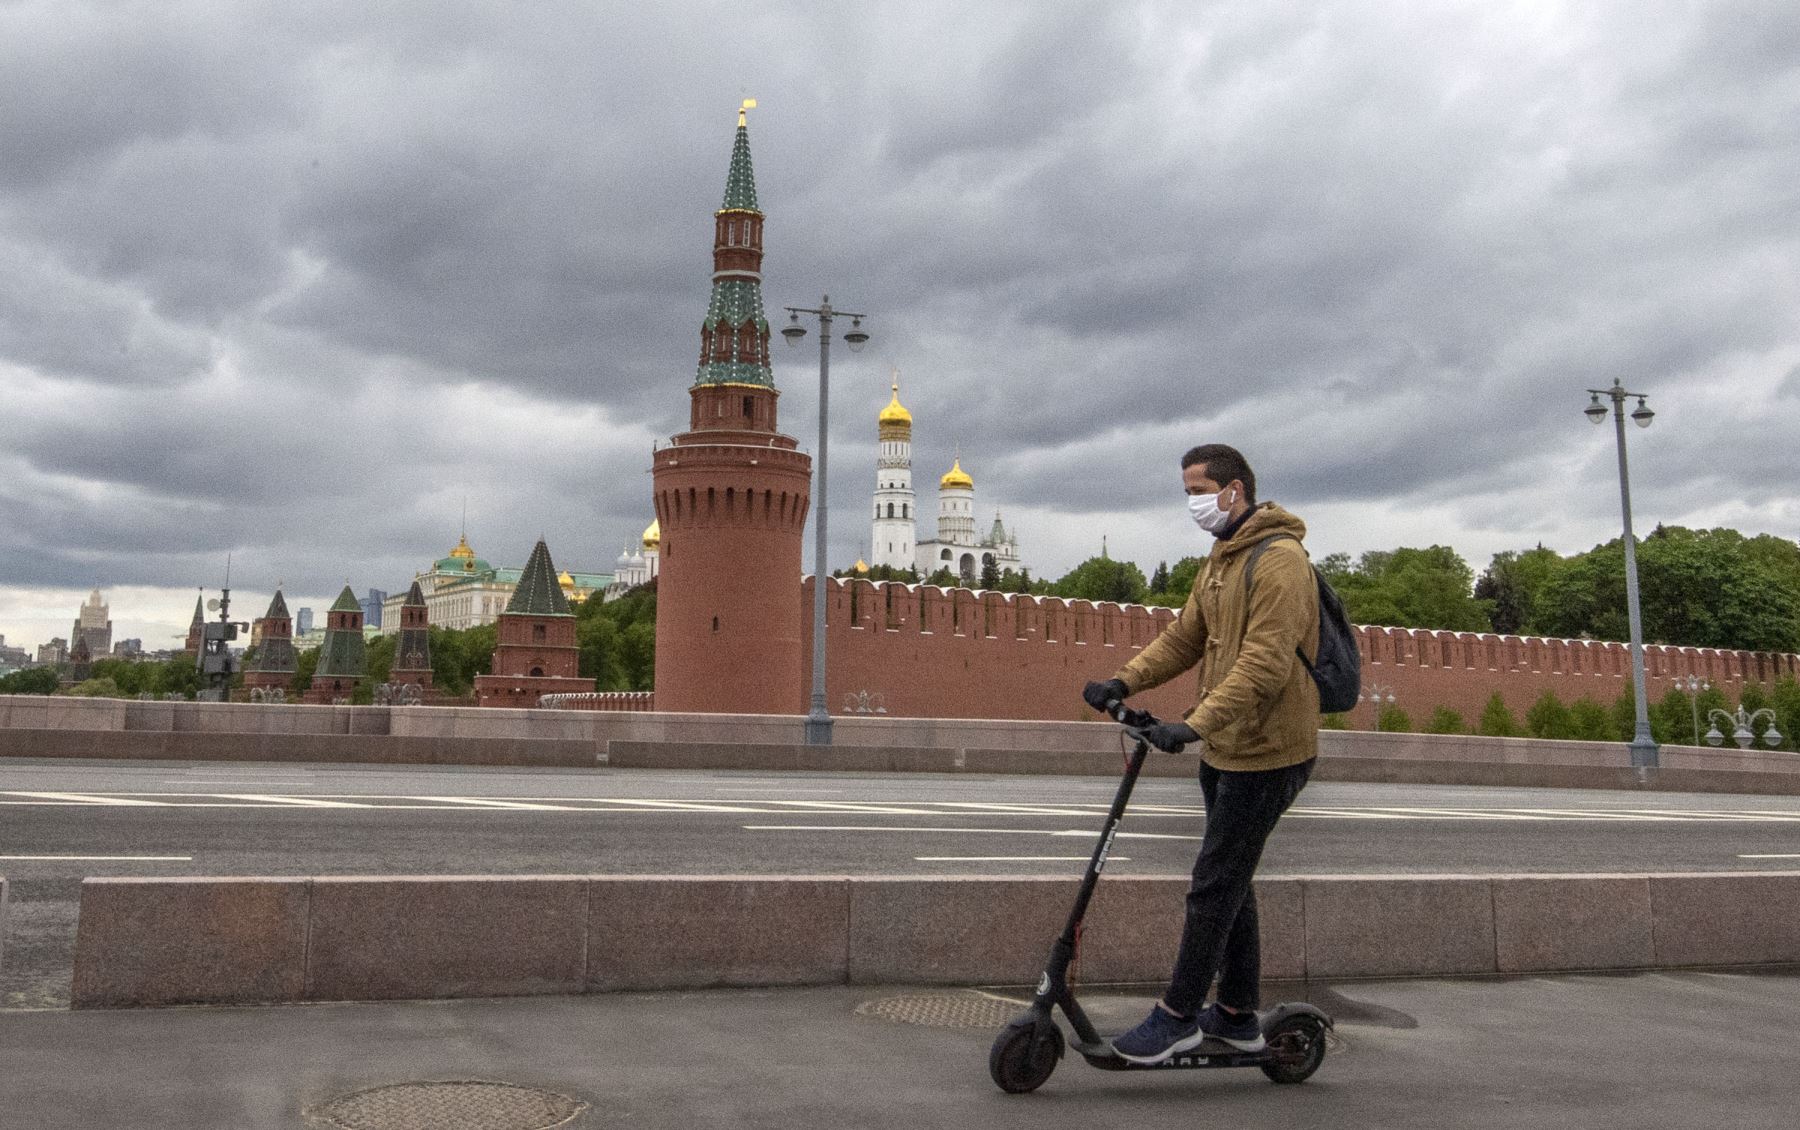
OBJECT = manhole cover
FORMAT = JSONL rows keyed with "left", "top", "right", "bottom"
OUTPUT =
{"left": 855, "top": 993, "right": 1022, "bottom": 1028}
{"left": 305, "top": 1081, "right": 587, "bottom": 1130}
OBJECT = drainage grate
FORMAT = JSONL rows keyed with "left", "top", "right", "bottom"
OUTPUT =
{"left": 855, "top": 993, "right": 1023, "bottom": 1029}
{"left": 305, "top": 1081, "right": 587, "bottom": 1130}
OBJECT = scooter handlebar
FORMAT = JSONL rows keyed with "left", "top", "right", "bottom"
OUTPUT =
{"left": 1105, "top": 700, "right": 1158, "bottom": 734}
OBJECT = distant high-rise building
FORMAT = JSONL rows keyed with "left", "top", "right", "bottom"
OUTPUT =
{"left": 37, "top": 638, "right": 68, "bottom": 666}
{"left": 296, "top": 607, "right": 315, "bottom": 635}
{"left": 112, "top": 639, "right": 142, "bottom": 657}
{"left": 359, "top": 588, "right": 387, "bottom": 629}
{"left": 71, "top": 588, "right": 113, "bottom": 658}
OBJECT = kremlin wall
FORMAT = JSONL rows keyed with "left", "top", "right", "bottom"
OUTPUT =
{"left": 622, "top": 109, "right": 1800, "bottom": 729}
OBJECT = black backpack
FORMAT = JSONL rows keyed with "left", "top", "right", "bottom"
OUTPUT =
{"left": 1243, "top": 534, "right": 1362, "bottom": 714}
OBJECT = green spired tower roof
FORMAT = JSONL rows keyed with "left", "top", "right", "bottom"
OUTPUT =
{"left": 721, "top": 117, "right": 760, "bottom": 212}
{"left": 505, "top": 539, "right": 572, "bottom": 617}
{"left": 329, "top": 585, "right": 360, "bottom": 614}
{"left": 264, "top": 589, "right": 290, "bottom": 621}
{"left": 315, "top": 585, "right": 367, "bottom": 678}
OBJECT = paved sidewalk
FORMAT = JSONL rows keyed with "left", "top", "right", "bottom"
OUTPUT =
{"left": 1, "top": 971, "right": 1795, "bottom": 1128}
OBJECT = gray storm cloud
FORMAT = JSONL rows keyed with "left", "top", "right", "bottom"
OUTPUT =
{"left": 1, "top": 0, "right": 1797, "bottom": 645}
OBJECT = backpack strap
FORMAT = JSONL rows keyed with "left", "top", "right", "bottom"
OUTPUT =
{"left": 1242, "top": 533, "right": 1302, "bottom": 594}
{"left": 1242, "top": 533, "right": 1316, "bottom": 674}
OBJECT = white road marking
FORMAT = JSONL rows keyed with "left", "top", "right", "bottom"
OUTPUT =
{"left": 0, "top": 854, "right": 193, "bottom": 861}
{"left": 4, "top": 792, "right": 164, "bottom": 806}
{"left": 1738, "top": 853, "right": 1800, "bottom": 859}
{"left": 743, "top": 825, "right": 1202, "bottom": 841}
{"left": 211, "top": 794, "right": 377, "bottom": 809}
{"left": 404, "top": 796, "right": 588, "bottom": 811}
{"left": 913, "top": 856, "right": 1128, "bottom": 862}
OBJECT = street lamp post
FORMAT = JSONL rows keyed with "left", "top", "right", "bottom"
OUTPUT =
{"left": 1705, "top": 706, "right": 1784, "bottom": 751}
{"left": 782, "top": 296, "right": 870, "bottom": 746}
{"left": 1363, "top": 684, "right": 1396, "bottom": 732}
{"left": 1585, "top": 380, "right": 1658, "bottom": 768}
{"left": 1676, "top": 674, "right": 1709, "bottom": 747}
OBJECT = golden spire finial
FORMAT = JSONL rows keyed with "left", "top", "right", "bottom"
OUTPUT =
{"left": 739, "top": 98, "right": 757, "bottom": 127}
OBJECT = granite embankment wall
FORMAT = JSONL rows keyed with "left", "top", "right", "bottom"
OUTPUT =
{"left": 791, "top": 577, "right": 1800, "bottom": 724}
{"left": 6, "top": 696, "right": 1800, "bottom": 794}
{"left": 68, "top": 871, "right": 1800, "bottom": 1008}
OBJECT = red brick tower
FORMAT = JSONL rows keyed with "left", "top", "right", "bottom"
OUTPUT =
{"left": 389, "top": 580, "right": 434, "bottom": 691}
{"left": 304, "top": 585, "right": 366, "bottom": 704}
{"left": 474, "top": 539, "right": 594, "bottom": 708}
{"left": 240, "top": 589, "right": 296, "bottom": 699}
{"left": 183, "top": 591, "right": 205, "bottom": 657}
{"left": 652, "top": 104, "right": 812, "bottom": 714}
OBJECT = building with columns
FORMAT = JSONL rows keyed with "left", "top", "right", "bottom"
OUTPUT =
{"left": 380, "top": 532, "right": 612, "bottom": 633}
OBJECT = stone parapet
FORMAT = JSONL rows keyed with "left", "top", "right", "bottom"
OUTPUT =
{"left": 69, "top": 871, "right": 1800, "bottom": 1008}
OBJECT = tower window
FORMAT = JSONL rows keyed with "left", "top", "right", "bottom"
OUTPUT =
{"left": 743, "top": 395, "right": 753, "bottom": 418}
{"left": 712, "top": 616, "right": 720, "bottom": 632}
{"left": 533, "top": 624, "right": 546, "bottom": 642}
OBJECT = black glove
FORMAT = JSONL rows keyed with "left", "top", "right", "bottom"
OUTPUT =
{"left": 1082, "top": 678, "right": 1130, "bottom": 715}
{"left": 1142, "top": 721, "right": 1201, "bottom": 753}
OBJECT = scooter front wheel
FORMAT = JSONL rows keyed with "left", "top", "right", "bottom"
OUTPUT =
{"left": 1259, "top": 1015, "right": 1327, "bottom": 1084}
{"left": 989, "top": 1017, "right": 1064, "bottom": 1093}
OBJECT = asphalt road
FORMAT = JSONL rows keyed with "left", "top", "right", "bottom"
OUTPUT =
{"left": 4, "top": 756, "right": 1800, "bottom": 1008}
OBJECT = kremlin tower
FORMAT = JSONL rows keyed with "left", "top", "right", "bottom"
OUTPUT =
{"left": 241, "top": 589, "right": 297, "bottom": 699}
{"left": 651, "top": 103, "right": 813, "bottom": 714}
{"left": 389, "top": 581, "right": 433, "bottom": 691}
{"left": 475, "top": 539, "right": 594, "bottom": 708}
{"left": 870, "top": 373, "right": 916, "bottom": 572}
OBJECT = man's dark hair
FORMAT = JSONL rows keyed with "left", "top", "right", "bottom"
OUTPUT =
{"left": 1180, "top": 444, "right": 1257, "bottom": 504}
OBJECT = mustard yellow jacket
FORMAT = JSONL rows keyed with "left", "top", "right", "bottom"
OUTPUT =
{"left": 1114, "top": 503, "right": 1320, "bottom": 771}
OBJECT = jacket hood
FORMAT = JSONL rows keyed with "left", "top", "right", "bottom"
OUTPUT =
{"left": 1216, "top": 503, "right": 1307, "bottom": 556}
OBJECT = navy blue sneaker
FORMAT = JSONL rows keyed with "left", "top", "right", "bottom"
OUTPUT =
{"left": 1111, "top": 1005, "right": 1205, "bottom": 1063}
{"left": 1195, "top": 1003, "right": 1265, "bottom": 1052}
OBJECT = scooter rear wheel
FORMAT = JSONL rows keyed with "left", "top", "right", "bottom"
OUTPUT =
{"left": 1259, "top": 1015, "right": 1327, "bottom": 1084}
{"left": 989, "top": 1018, "right": 1064, "bottom": 1093}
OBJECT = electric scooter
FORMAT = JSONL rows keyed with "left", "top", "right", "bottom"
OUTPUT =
{"left": 987, "top": 702, "right": 1332, "bottom": 1093}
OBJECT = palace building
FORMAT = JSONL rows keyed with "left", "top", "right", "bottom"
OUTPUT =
{"left": 380, "top": 532, "right": 613, "bottom": 633}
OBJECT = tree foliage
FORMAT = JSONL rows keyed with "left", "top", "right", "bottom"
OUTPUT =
{"left": 1530, "top": 527, "right": 1800, "bottom": 652}
{"left": 574, "top": 585, "right": 657, "bottom": 691}
{"left": 1053, "top": 555, "right": 1148, "bottom": 605}
{"left": 0, "top": 666, "right": 60, "bottom": 695}
{"left": 1318, "top": 546, "right": 1492, "bottom": 632}
{"left": 1477, "top": 692, "right": 1521, "bottom": 737}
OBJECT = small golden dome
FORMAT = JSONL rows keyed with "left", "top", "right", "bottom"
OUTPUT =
{"left": 878, "top": 379, "right": 912, "bottom": 427}
{"left": 558, "top": 570, "right": 575, "bottom": 589}
{"left": 940, "top": 458, "right": 974, "bottom": 491}
{"left": 853, "top": 559, "right": 870, "bottom": 574}
{"left": 449, "top": 534, "right": 475, "bottom": 560}
{"left": 642, "top": 519, "right": 661, "bottom": 550}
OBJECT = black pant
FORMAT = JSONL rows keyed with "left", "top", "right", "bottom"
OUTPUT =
{"left": 1163, "top": 757, "right": 1313, "bottom": 1016}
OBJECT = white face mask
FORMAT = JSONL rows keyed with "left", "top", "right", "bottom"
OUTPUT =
{"left": 1188, "top": 488, "right": 1235, "bottom": 533}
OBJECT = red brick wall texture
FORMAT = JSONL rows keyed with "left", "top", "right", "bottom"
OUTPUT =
{"left": 763, "top": 578, "right": 1800, "bottom": 725}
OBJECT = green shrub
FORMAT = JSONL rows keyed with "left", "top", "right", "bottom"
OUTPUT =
{"left": 1424, "top": 706, "right": 1467, "bottom": 735}
{"left": 1376, "top": 704, "right": 1413, "bottom": 733}
{"left": 1478, "top": 692, "right": 1521, "bottom": 737}
{"left": 1525, "top": 690, "right": 1575, "bottom": 740}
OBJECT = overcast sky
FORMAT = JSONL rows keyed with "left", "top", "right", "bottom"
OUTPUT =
{"left": 3, "top": 0, "right": 1797, "bottom": 651}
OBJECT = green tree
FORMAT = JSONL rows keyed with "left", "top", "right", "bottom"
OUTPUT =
{"left": 292, "top": 647, "right": 319, "bottom": 694}
{"left": 0, "top": 667, "right": 60, "bottom": 695}
{"left": 1320, "top": 712, "right": 1350, "bottom": 731}
{"left": 1148, "top": 561, "right": 1170, "bottom": 595}
{"left": 571, "top": 586, "right": 657, "bottom": 691}
{"left": 1053, "top": 555, "right": 1148, "bottom": 605}
{"left": 1524, "top": 690, "right": 1574, "bottom": 740}
{"left": 67, "top": 677, "right": 122, "bottom": 698}
{"left": 1424, "top": 706, "right": 1467, "bottom": 734}
{"left": 1739, "top": 683, "right": 1776, "bottom": 747}
{"left": 1769, "top": 677, "right": 1800, "bottom": 753}
{"left": 1609, "top": 690, "right": 1638, "bottom": 742}
{"left": 1319, "top": 546, "right": 1492, "bottom": 631}
{"left": 924, "top": 567, "right": 958, "bottom": 588}
{"left": 979, "top": 557, "right": 1001, "bottom": 591}
{"left": 1377, "top": 704, "right": 1414, "bottom": 733}
{"left": 1568, "top": 697, "right": 1615, "bottom": 742}
{"left": 1474, "top": 545, "right": 1566, "bottom": 635}
{"left": 1478, "top": 693, "right": 1521, "bottom": 737}
{"left": 1535, "top": 527, "right": 1800, "bottom": 652}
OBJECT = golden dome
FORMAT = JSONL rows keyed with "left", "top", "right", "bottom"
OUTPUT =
{"left": 642, "top": 519, "right": 661, "bottom": 550}
{"left": 878, "top": 379, "right": 912, "bottom": 427}
{"left": 853, "top": 559, "right": 870, "bottom": 574}
{"left": 940, "top": 458, "right": 974, "bottom": 491}
{"left": 449, "top": 534, "right": 475, "bottom": 560}
{"left": 558, "top": 570, "right": 575, "bottom": 589}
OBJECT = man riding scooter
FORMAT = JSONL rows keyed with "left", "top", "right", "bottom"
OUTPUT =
{"left": 1083, "top": 443, "right": 1321, "bottom": 1063}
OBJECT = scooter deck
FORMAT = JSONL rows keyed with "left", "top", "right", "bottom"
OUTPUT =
{"left": 1071, "top": 1038, "right": 1273, "bottom": 1071}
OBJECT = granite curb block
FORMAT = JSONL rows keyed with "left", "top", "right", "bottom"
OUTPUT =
{"left": 70, "top": 878, "right": 309, "bottom": 1008}
{"left": 0, "top": 876, "right": 8, "bottom": 974}
{"left": 67, "top": 871, "right": 1800, "bottom": 1008}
